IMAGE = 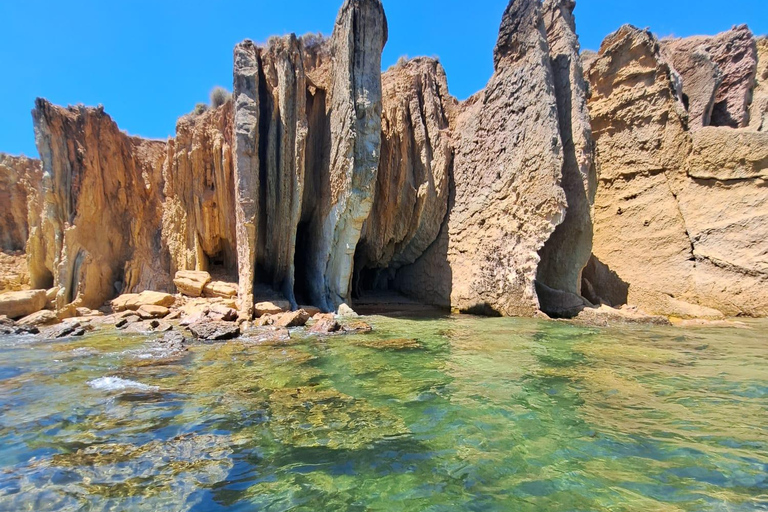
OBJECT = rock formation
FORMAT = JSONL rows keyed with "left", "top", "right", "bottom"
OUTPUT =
{"left": 355, "top": 57, "right": 454, "bottom": 293}
{"left": 4, "top": 0, "right": 767, "bottom": 321}
{"left": 662, "top": 26, "right": 757, "bottom": 129}
{"left": 584, "top": 25, "right": 768, "bottom": 317}
{"left": 0, "top": 154, "right": 41, "bottom": 252}
{"left": 749, "top": 36, "right": 768, "bottom": 131}
{"left": 398, "top": 0, "right": 573, "bottom": 316}
{"left": 233, "top": 0, "right": 387, "bottom": 314}
{"left": 536, "top": 0, "right": 596, "bottom": 309}
{"left": 162, "top": 101, "right": 236, "bottom": 278}
{"left": 29, "top": 100, "right": 170, "bottom": 309}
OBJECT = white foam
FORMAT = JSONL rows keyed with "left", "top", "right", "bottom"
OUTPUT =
{"left": 87, "top": 376, "right": 159, "bottom": 392}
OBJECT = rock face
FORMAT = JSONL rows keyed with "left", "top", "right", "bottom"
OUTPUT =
{"left": 399, "top": 0, "right": 568, "bottom": 316}
{"left": 536, "top": 0, "right": 596, "bottom": 305}
{"left": 750, "top": 37, "right": 768, "bottom": 131}
{"left": 661, "top": 26, "right": 758, "bottom": 129}
{"left": 0, "top": 154, "right": 42, "bottom": 252}
{"left": 29, "top": 100, "right": 171, "bottom": 310}
{"left": 233, "top": 0, "right": 387, "bottom": 313}
{"left": 162, "top": 102, "right": 236, "bottom": 277}
{"left": 355, "top": 57, "right": 453, "bottom": 292}
{"left": 10, "top": 0, "right": 768, "bottom": 320}
{"left": 584, "top": 25, "right": 768, "bottom": 317}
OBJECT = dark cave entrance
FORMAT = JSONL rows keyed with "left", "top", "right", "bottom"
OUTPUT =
{"left": 293, "top": 220, "right": 313, "bottom": 306}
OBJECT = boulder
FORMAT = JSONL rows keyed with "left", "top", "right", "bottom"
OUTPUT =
{"left": 336, "top": 303, "right": 358, "bottom": 317}
{"left": 188, "top": 321, "right": 240, "bottom": 341}
{"left": 299, "top": 305, "right": 321, "bottom": 317}
{"left": 112, "top": 291, "right": 175, "bottom": 312}
{"left": 173, "top": 271, "right": 212, "bottom": 297}
{"left": 275, "top": 309, "right": 310, "bottom": 328}
{"left": 137, "top": 305, "right": 170, "bottom": 319}
{"left": 309, "top": 317, "right": 341, "bottom": 334}
{"left": 0, "top": 290, "right": 47, "bottom": 319}
{"left": 16, "top": 310, "right": 60, "bottom": 327}
{"left": 207, "top": 304, "right": 237, "bottom": 322}
{"left": 203, "top": 281, "right": 238, "bottom": 299}
{"left": 254, "top": 301, "right": 290, "bottom": 317}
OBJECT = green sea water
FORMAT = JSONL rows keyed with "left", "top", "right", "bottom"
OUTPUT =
{"left": 0, "top": 315, "right": 766, "bottom": 511}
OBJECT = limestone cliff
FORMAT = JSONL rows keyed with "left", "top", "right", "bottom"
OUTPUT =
{"left": 584, "top": 25, "right": 768, "bottom": 317}
{"left": 355, "top": 57, "right": 454, "bottom": 293}
{"left": 8, "top": 0, "right": 768, "bottom": 321}
{"left": 398, "top": 0, "right": 568, "bottom": 316}
{"left": 233, "top": 0, "right": 387, "bottom": 313}
{"left": 29, "top": 100, "right": 171, "bottom": 309}
{"left": 162, "top": 101, "right": 236, "bottom": 278}
{"left": 536, "top": 0, "right": 596, "bottom": 307}
{"left": 0, "top": 154, "right": 41, "bottom": 252}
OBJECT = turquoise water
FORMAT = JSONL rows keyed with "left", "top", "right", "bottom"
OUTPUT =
{"left": 0, "top": 315, "right": 766, "bottom": 511}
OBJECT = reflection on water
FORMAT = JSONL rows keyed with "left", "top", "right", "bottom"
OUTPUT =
{"left": 0, "top": 316, "right": 766, "bottom": 511}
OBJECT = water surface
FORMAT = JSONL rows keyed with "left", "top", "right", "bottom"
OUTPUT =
{"left": 0, "top": 315, "right": 766, "bottom": 511}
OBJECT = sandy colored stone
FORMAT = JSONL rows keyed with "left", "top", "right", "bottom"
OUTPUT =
{"left": 749, "top": 36, "right": 768, "bottom": 131}
{"left": 536, "top": 0, "right": 596, "bottom": 304}
{"left": 137, "top": 305, "right": 170, "bottom": 319}
{"left": 0, "top": 154, "right": 42, "bottom": 252}
{"left": 356, "top": 57, "right": 453, "bottom": 285}
{"left": 16, "top": 309, "right": 59, "bottom": 327}
{"left": 399, "top": 0, "right": 566, "bottom": 316}
{"left": 203, "top": 281, "right": 238, "bottom": 299}
{"left": 274, "top": 309, "right": 310, "bottom": 328}
{"left": 0, "top": 251, "right": 31, "bottom": 293}
{"left": 112, "top": 291, "right": 175, "bottom": 312}
{"left": 28, "top": 101, "right": 171, "bottom": 309}
{"left": 173, "top": 270, "right": 212, "bottom": 297}
{"left": 585, "top": 25, "right": 768, "bottom": 317}
{"left": 0, "top": 289, "right": 47, "bottom": 319}
{"left": 162, "top": 103, "right": 237, "bottom": 279}
{"left": 253, "top": 301, "right": 290, "bottom": 318}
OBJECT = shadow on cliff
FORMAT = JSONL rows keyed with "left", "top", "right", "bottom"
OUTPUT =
{"left": 581, "top": 255, "right": 629, "bottom": 308}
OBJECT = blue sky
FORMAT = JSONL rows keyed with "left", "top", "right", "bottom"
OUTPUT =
{"left": 1, "top": 0, "right": 765, "bottom": 157}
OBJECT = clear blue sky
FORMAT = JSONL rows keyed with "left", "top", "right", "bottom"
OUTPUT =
{"left": 1, "top": 0, "right": 765, "bottom": 157}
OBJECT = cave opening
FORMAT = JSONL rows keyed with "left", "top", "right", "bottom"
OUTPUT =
{"left": 293, "top": 220, "right": 313, "bottom": 306}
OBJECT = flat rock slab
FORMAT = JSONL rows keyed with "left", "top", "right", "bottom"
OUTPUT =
{"left": 0, "top": 290, "right": 47, "bottom": 319}
{"left": 188, "top": 321, "right": 240, "bottom": 341}
{"left": 174, "top": 271, "right": 212, "bottom": 298}
{"left": 16, "top": 309, "right": 60, "bottom": 327}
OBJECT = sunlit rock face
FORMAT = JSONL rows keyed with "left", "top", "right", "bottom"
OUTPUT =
{"left": 17, "top": 0, "right": 768, "bottom": 319}
{"left": 584, "top": 25, "right": 768, "bottom": 317}
{"left": 0, "top": 154, "right": 41, "bottom": 253}
{"left": 162, "top": 101, "right": 236, "bottom": 280}
{"left": 354, "top": 57, "right": 454, "bottom": 294}
{"left": 397, "top": 0, "right": 570, "bottom": 317}
{"left": 233, "top": 0, "right": 388, "bottom": 313}
{"left": 29, "top": 100, "right": 171, "bottom": 309}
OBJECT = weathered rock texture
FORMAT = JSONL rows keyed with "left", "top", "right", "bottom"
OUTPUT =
{"left": 233, "top": 0, "right": 387, "bottom": 313}
{"left": 662, "top": 26, "right": 758, "bottom": 129}
{"left": 536, "top": 0, "right": 596, "bottom": 303}
{"left": 399, "top": 0, "right": 570, "bottom": 316}
{"left": 584, "top": 25, "right": 768, "bottom": 317}
{"left": 11, "top": 0, "right": 768, "bottom": 320}
{"left": 29, "top": 100, "right": 171, "bottom": 309}
{"left": 750, "top": 36, "right": 768, "bottom": 131}
{"left": 0, "top": 154, "right": 41, "bottom": 252}
{"left": 355, "top": 57, "right": 453, "bottom": 293}
{"left": 162, "top": 102, "right": 236, "bottom": 277}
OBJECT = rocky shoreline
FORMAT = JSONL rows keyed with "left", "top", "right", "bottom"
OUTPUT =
{"left": 1, "top": 0, "right": 766, "bottom": 323}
